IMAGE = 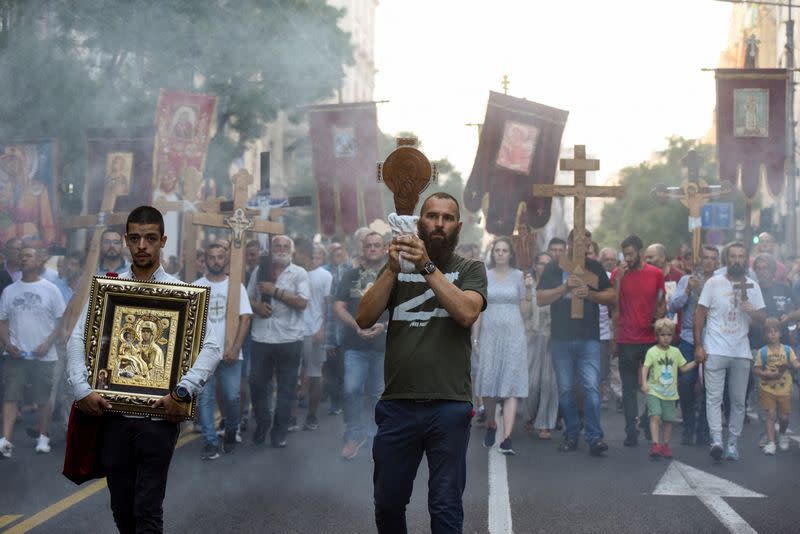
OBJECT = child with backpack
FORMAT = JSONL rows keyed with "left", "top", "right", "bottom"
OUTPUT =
{"left": 754, "top": 317, "right": 800, "bottom": 455}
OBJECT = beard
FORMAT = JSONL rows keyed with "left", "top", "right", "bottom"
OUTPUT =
{"left": 272, "top": 252, "right": 291, "bottom": 268}
{"left": 418, "top": 224, "right": 460, "bottom": 269}
{"left": 206, "top": 264, "right": 225, "bottom": 276}
{"left": 728, "top": 263, "right": 746, "bottom": 278}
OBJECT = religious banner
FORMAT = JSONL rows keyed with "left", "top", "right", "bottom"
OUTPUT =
{"left": 152, "top": 89, "right": 217, "bottom": 202}
{"left": 308, "top": 101, "right": 383, "bottom": 235}
{"left": 86, "top": 126, "right": 156, "bottom": 219}
{"left": 464, "top": 91, "right": 568, "bottom": 234}
{"left": 0, "top": 139, "right": 59, "bottom": 247}
{"left": 716, "top": 69, "right": 788, "bottom": 199}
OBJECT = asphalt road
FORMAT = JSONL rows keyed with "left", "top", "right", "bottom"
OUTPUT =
{"left": 2, "top": 399, "right": 800, "bottom": 533}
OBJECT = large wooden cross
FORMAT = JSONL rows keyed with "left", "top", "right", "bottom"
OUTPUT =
{"left": 61, "top": 176, "right": 128, "bottom": 333}
{"left": 733, "top": 279, "right": 754, "bottom": 304}
{"left": 533, "top": 145, "right": 625, "bottom": 318}
{"left": 151, "top": 168, "right": 223, "bottom": 282}
{"left": 651, "top": 150, "right": 733, "bottom": 268}
{"left": 191, "top": 169, "right": 283, "bottom": 348}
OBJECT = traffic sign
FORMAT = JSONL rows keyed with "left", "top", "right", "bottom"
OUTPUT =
{"left": 701, "top": 202, "right": 734, "bottom": 229}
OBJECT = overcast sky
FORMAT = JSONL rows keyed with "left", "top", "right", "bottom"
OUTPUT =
{"left": 374, "top": 0, "right": 733, "bottom": 185}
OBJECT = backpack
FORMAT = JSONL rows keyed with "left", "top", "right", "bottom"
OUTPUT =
{"left": 759, "top": 345, "right": 792, "bottom": 368}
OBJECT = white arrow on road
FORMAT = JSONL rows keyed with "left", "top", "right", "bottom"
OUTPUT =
{"left": 653, "top": 461, "right": 765, "bottom": 534}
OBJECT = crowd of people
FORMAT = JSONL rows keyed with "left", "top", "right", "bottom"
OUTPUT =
{"left": 2, "top": 198, "right": 800, "bottom": 529}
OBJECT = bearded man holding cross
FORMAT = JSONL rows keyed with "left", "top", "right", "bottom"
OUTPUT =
{"left": 537, "top": 228, "right": 615, "bottom": 455}
{"left": 694, "top": 242, "right": 766, "bottom": 462}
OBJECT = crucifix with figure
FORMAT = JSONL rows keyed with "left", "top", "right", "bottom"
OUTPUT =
{"left": 651, "top": 150, "right": 733, "bottom": 269}
{"left": 533, "top": 145, "right": 625, "bottom": 318}
{"left": 61, "top": 174, "right": 129, "bottom": 333}
{"left": 191, "top": 168, "right": 284, "bottom": 348}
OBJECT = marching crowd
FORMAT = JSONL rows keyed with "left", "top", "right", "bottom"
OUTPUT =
{"left": 2, "top": 220, "right": 800, "bottom": 467}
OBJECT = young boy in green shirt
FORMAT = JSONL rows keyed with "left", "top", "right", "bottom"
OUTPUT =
{"left": 753, "top": 317, "right": 800, "bottom": 455}
{"left": 641, "top": 318, "right": 697, "bottom": 459}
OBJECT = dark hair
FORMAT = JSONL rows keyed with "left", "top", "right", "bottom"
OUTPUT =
{"left": 246, "top": 239, "right": 260, "bottom": 250}
{"left": 726, "top": 242, "right": 748, "bottom": 264}
{"left": 101, "top": 229, "right": 122, "bottom": 240}
{"left": 621, "top": 234, "right": 643, "bottom": 252}
{"left": 293, "top": 236, "right": 313, "bottom": 258}
{"left": 702, "top": 245, "right": 719, "bottom": 257}
{"left": 206, "top": 243, "right": 225, "bottom": 255}
{"left": 65, "top": 250, "right": 84, "bottom": 265}
{"left": 420, "top": 192, "right": 460, "bottom": 221}
{"left": 488, "top": 236, "right": 517, "bottom": 269}
{"left": 547, "top": 237, "right": 566, "bottom": 250}
{"left": 126, "top": 206, "right": 164, "bottom": 236}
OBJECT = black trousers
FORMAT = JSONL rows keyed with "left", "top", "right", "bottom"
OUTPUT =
{"left": 618, "top": 343, "right": 650, "bottom": 438}
{"left": 250, "top": 340, "right": 302, "bottom": 444}
{"left": 100, "top": 416, "right": 180, "bottom": 534}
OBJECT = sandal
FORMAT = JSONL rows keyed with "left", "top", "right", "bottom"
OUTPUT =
{"left": 538, "top": 429, "right": 552, "bottom": 440}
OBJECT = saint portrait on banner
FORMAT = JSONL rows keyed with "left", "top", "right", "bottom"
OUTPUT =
{"left": 105, "top": 152, "right": 133, "bottom": 197}
{"left": 734, "top": 88, "right": 769, "bottom": 137}
{"left": 0, "top": 143, "right": 56, "bottom": 247}
{"left": 495, "top": 121, "right": 539, "bottom": 174}
{"left": 170, "top": 106, "right": 198, "bottom": 140}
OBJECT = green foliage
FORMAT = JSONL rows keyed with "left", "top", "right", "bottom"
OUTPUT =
{"left": 0, "top": 0, "right": 353, "bottom": 204}
{"left": 593, "top": 137, "right": 748, "bottom": 256}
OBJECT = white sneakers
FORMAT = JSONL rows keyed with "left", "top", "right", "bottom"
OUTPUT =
{"left": 763, "top": 441, "right": 776, "bottom": 455}
{"left": 0, "top": 437, "right": 13, "bottom": 458}
{"left": 778, "top": 433, "right": 791, "bottom": 451}
{"left": 35, "top": 434, "right": 51, "bottom": 454}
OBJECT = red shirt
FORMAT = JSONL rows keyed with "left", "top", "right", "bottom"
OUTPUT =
{"left": 611, "top": 263, "right": 665, "bottom": 344}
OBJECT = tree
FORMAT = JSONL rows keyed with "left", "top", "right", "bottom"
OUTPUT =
{"left": 593, "top": 136, "right": 749, "bottom": 257}
{"left": 0, "top": 0, "right": 353, "bottom": 207}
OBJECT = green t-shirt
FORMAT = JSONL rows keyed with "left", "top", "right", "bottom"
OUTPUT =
{"left": 382, "top": 254, "right": 488, "bottom": 402}
{"left": 643, "top": 345, "right": 687, "bottom": 401}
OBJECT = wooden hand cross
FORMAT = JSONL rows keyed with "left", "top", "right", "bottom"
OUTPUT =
{"left": 533, "top": 145, "right": 625, "bottom": 318}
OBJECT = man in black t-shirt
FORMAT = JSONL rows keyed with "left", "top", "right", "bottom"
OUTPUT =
{"left": 537, "top": 229, "right": 615, "bottom": 456}
{"left": 356, "top": 192, "right": 487, "bottom": 534}
{"left": 334, "top": 232, "right": 388, "bottom": 460}
{"left": 750, "top": 253, "right": 799, "bottom": 349}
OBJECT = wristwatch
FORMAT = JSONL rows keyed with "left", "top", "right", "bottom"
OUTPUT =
{"left": 419, "top": 261, "right": 437, "bottom": 276}
{"left": 170, "top": 385, "right": 192, "bottom": 404}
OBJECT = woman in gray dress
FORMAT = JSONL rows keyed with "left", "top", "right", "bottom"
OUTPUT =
{"left": 524, "top": 252, "right": 559, "bottom": 439}
{"left": 474, "top": 237, "right": 532, "bottom": 455}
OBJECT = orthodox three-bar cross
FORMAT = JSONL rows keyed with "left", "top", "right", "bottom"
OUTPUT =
{"left": 651, "top": 150, "right": 733, "bottom": 268}
{"left": 192, "top": 169, "right": 284, "bottom": 348}
{"left": 533, "top": 145, "right": 625, "bottom": 318}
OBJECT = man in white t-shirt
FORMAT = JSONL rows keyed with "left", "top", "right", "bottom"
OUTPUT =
{"left": 694, "top": 242, "right": 766, "bottom": 462}
{"left": 0, "top": 246, "right": 65, "bottom": 457}
{"left": 193, "top": 243, "right": 252, "bottom": 460}
{"left": 298, "top": 242, "right": 332, "bottom": 431}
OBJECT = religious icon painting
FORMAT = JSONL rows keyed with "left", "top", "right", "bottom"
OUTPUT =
{"left": 495, "top": 121, "right": 539, "bottom": 174}
{"left": 333, "top": 126, "right": 357, "bottom": 158}
{"left": 83, "top": 277, "right": 210, "bottom": 420}
{"left": 105, "top": 152, "right": 133, "bottom": 197}
{"left": 733, "top": 88, "right": 769, "bottom": 137}
{"left": 0, "top": 139, "right": 59, "bottom": 248}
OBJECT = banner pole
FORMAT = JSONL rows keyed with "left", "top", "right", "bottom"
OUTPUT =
{"left": 786, "top": 0, "right": 798, "bottom": 257}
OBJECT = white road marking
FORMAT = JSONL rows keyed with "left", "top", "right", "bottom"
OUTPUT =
{"left": 487, "top": 407, "right": 513, "bottom": 534}
{"left": 653, "top": 461, "right": 764, "bottom": 534}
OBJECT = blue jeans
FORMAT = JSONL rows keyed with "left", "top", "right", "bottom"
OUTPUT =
{"left": 343, "top": 349, "right": 385, "bottom": 442}
{"left": 550, "top": 338, "right": 604, "bottom": 443}
{"left": 198, "top": 360, "right": 242, "bottom": 446}
{"left": 373, "top": 400, "right": 472, "bottom": 534}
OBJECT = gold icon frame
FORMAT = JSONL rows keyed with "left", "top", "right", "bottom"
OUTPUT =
{"left": 83, "top": 277, "right": 209, "bottom": 419}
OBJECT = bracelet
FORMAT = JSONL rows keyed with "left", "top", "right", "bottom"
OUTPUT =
{"left": 280, "top": 289, "right": 286, "bottom": 299}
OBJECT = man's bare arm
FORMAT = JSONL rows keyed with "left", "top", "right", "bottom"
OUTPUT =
{"left": 423, "top": 269, "right": 484, "bottom": 328}
{"left": 356, "top": 269, "right": 396, "bottom": 329}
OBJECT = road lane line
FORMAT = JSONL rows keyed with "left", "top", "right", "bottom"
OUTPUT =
{"left": 0, "top": 517, "right": 22, "bottom": 529}
{"left": 698, "top": 495, "right": 759, "bottom": 534}
{"left": 2, "top": 424, "right": 202, "bottom": 534}
{"left": 487, "top": 407, "right": 513, "bottom": 534}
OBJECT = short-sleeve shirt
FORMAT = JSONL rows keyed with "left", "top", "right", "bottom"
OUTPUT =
{"left": 335, "top": 266, "right": 388, "bottom": 351}
{"left": 748, "top": 282, "right": 797, "bottom": 349}
{"left": 0, "top": 278, "right": 66, "bottom": 361}
{"left": 644, "top": 345, "right": 687, "bottom": 401}
{"left": 538, "top": 258, "right": 611, "bottom": 341}
{"left": 611, "top": 263, "right": 666, "bottom": 344}
{"left": 698, "top": 273, "right": 765, "bottom": 359}
{"left": 193, "top": 276, "right": 253, "bottom": 360}
{"left": 248, "top": 263, "right": 311, "bottom": 344}
{"left": 754, "top": 344, "right": 797, "bottom": 397}
{"left": 382, "top": 255, "right": 488, "bottom": 402}
{"left": 304, "top": 267, "right": 332, "bottom": 337}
